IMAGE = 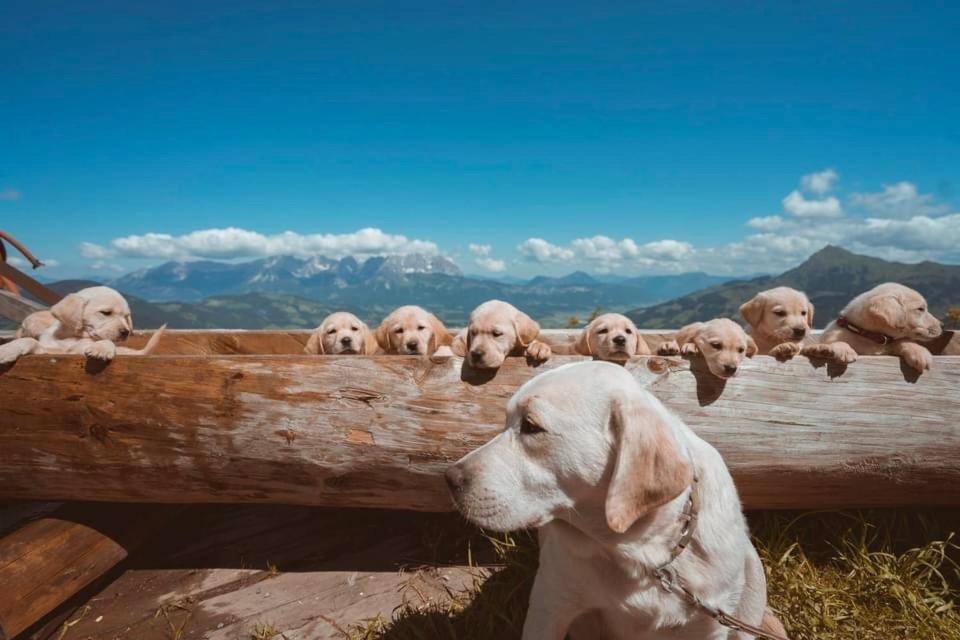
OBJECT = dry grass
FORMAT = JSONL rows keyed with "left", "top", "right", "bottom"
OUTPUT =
{"left": 348, "top": 510, "right": 960, "bottom": 640}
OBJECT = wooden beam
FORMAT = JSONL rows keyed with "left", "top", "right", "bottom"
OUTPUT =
{"left": 0, "top": 290, "right": 46, "bottom": 323}
{"left": 1, "top": 354, "right": 958, "bottom": 511}
{"left": 0, "top": 262, "right": 61, "bottom": 306}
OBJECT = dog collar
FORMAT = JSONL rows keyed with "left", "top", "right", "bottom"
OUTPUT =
{"left": 836, "top": 315, "right": 894, "bottom": 345}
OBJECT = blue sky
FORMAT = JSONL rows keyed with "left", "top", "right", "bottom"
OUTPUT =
{"left": 2, "top": 1, "right": 958, "bottom": 279}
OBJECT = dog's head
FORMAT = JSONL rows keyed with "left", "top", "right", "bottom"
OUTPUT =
{"left": 375, "top": 305, "right": 450, "bottom": 355}
{"left": 50, "top": 286, "right": 133, "bottom": 342}
{"left": 740, "top": 287, "right": 814, "bottom": 343}
{"left": 304, "top": 312, "right": 377, "bottom": 355}
{"left": 446, "top": 362, "right": 693, "bottom": 536}
{"left": 679, "top": 318, "right": 757, "bottom": 379}
{"left": 451, "top": 300, "right": 540, "bottom": 369}
{"left": 574, "top": 313, "right": 644, "bottom": 362}
{"left": 843, "top": 283, "right": 942, "bottom": 342}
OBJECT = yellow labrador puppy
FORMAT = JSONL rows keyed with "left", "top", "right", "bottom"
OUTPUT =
{"left": 739, "top": 287, "right": 815, "bottom": 360}
{"left": 0, "top": 286, "right": 165, "bottom": 366}
{"left": 446, "top": 362, "right": 787, "bottom": 640}
{"left": 451, "top": 300, "right": 551, "bottom": 368}
{"left": 658, "top": 318, "right": 757, "bottom": 379}
{"left": 304, "top": 311, "right": 378, "bottom": 355}
{"left": 375, "top": 305, "right": 452, "bottom": 356}
{"left": 802, "top": 282, "right": 942, "bottom": 371}
{"left": 574, "top": 313, "right": 651, "bottom": 362}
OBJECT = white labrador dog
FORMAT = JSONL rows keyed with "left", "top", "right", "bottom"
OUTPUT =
{"left": 447, "top": 361, "right": 786, "bottom": 639}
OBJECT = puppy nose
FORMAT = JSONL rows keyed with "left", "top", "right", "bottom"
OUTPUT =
{"left": 470, "top": 349, "right": 484, "bottom": 360}
{"left": 119, "top": 328, "right": 131, "bottom": 339}
{"left": 723, "top": 364, "right": 738, "bottom": 375}
{"left": 792, "top": 327, "right": 806, "bottom": 338}
{"left": 445, "top": 465, "right": 466, "bottom": 492}
{"left": 406, "top": 339, "right": 419, "bottom": 351}
{"left": 612, "top": 335, "right": 627, "bottom": 345}
{"left": 340, "top": 336, "right": 353, "bottom": 346}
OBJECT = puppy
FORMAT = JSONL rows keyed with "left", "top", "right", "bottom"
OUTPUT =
{"left": 658, "top": 318, "right": 757, "bottom": 379}
{"left": 0, "top": 286, "right": 165, "bottom": 366}
{"left": 802, "top": 282, "right": 942, "bottom": 372}
{"left": 574, "top": 313, "right": 651, "bottom": 362}
{"left": 375, "top": 305, "right": 452, "bottom": 356}
{"left": 739, "top": 287, "right": 814, "bottom": 360}
{"left": 446, "top": 361, "right": 786, "bottom": 640}
{"left": 304, "top": 312, "right": 378, "bottom": 355}
{"left": 451, "top": 300, "right": 551, "bottom": 368}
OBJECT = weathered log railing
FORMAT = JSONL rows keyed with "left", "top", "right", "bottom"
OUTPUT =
{"left": 1, "top": 329, "right": 958, "bottom": 510}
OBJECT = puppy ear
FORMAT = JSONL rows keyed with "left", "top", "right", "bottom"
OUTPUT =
{"left": 374, "top": 320, "right": 392, "bottom": 352}
{"left": 867, "top": 295, "right": 904, "bottom": 332}
{"left": 674, "top": 322, "right": 703, "bottom": 347}
{"left": 429, "top": 313, "right": 451, "bottom": 352}
{"left": 50, "top": 293, "right": 87, "bottom": 338}
{"left": 513, "top": 310, "right": 540, "bottom": 347}
{"left": 739, "top": 294, "right": 765, "bottom": 327}
{"left": 635, "top": 331, "right": 651, "bottom": 355}
{"left": 573, "top": 323, "right": 593, "bottom": 356}
{"left": 362, "top": 322, "right": 380, "bottom": 355}
{"left": 806, "top": 301, "right": 815, "bottom": 329}
{"left": 304, "top": 328, "right": 325, "bottom": 354}
{"left": 746, "top": 335, "right": 758, "bottom": 358}
{"left": 451, "top": 330, "right": 468, "bottom": 357}
{"left": 605, "top": 395, "right": 693, "bottom": 534}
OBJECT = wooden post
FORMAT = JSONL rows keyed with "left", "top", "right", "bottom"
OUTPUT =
{"left": 0, "top": 290, "right": 46, "bottom": 323}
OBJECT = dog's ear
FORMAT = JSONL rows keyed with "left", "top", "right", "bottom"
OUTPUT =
{"left": 428, "top": 313, "right": 451, "bottom": 353}
{"left": 513, "top": 310, "right": 540, "bottom": 347}
{"left": 867, "top": 294, "right": 904, "bottom": 332}
{"left": 573, "top": 323, "right": 593, "bottom": 356}
{"left": 362, "top": 322, "right": 380, "bottom": 355}
{"left": 634, "top": 330, "right": 650, "bottom": 355}
{"left": 605, "top": 395, "right": 693, "bottom": 534}
{"left": 50, "top": 293, "right": 87, "bottom": 338}
{"left": 806, "top": 300, "right": 816, "bottom": 329}
{"left": 746, "top": 335, "right": 758, "bottom": 358}
{"left": 374, "top": 319, "right": 392, "bottom": 352}
{"left": 739, "top": 294, "right": 765, "bottom": 327}
{"left": 451, "top": 330, "right": 468, "bottom": 357}
{"left": 673, "top": 322, "right": 703, "bottom": 347}
{"left": 304, "top": 328, "right": 325, "bottom": 354}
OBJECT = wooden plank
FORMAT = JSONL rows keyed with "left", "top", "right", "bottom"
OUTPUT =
{"left": 0, "top": 504, "right": 179, "bottom": 640}
{"left": 0, "top": 290, "right": 45, "bottom": 323}
{"left": 0, "top": 262, "right": 61, "bottom": 306}
{"left": 1, "top": 354, "right": 959, "bottom": 511}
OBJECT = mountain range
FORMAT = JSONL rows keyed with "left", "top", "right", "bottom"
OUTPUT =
{"left": 626, "top": 245, "right": 960, "bottom": 327}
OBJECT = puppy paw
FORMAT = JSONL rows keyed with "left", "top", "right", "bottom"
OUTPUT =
{"left": 657, "top": 340, "right": 680, "bottom": 356}
{"left": 770, "top": 342, "right": 801, "bottom": 361}
{"left": 899, "top": 343, "right": 933, "bottom": 372}
{"left": 803, "top": 342, "right": 857, "bottom": 363}
{"left": 0, "top": 339, "right": 38, "bottom": 365}
{"left": 525, "top": 340, "right": 551, "bottom": 362}
{"left": 84, "top": 340, "right": 117, "bottom": 361}
{"left": 679, "top": 342, "right": 699, "bottom": 356}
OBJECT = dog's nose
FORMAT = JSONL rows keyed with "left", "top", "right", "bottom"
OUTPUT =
{"left": 119, "top": 328, "right": 131, "bottom": 339}
{"left": 406, "top": 339, "right": 419, "bottom": 351}
{"left": 792, "top": 327, "right": 807, "bottom": 338}
{"left": 470, "top": 349, "right": 484, "bottom": 361}
{"left": 723, "top": 364, "right": 738, "bottom": 375}
{"left": 612, "top": 335, "right": 627, "bottom": 345}
{"left": 445, "top": 465, "right": 467, "bottom": 492}
{"left": 340, "top": 336, "right": 353, "bottom": 346}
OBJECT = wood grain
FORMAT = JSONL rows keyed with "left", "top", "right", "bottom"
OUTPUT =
{"left": 1, "top": 352, "right": 958, "bottom": 511}
{"left": 0, "top": 290, "right": 45, "bottom": 324}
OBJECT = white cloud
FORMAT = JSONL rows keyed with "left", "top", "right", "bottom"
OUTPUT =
{"left": 517, "top": 238, "right": 575, "bottom": 263}
{"left": 476, "top": 257, "right": 506, "bottom": 272}
{"left": 801, "top": 169, "right": 838, "bottom": 195}
{"left": 850, "top": 181, "right": 949, "bottom": 219}
{"left": 6, "top": 256, "right": 25, "bottom": 267}
{"left": 782, "top": 191, "right": 843, "bottom": 218}
{"left": 746, "top": 216, "right": 785, "bottom": 231}
{"left": 856, "top": 214, "right": 960, "bottom": 252}
{"left": 468, "top": 243, "right": 492, "bottom": 257}
{"left": 90, "top": 261, "right": 126, "bottom": 272}
{"left": 83, "top": 227, "right": 440, "bottom": 260}
{"left": 0, "top": 188, "right": 21, "bottom": 201}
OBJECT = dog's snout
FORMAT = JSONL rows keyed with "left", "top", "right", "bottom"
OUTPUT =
{"left": 340, "top": 336, "right": 353, "bottom": 346}
{"left": 612, "top": 335, "right": 627, "bottom": 346}
{"left": 723, "top": 364, "right": 738, "bottom": 375}
{"left": 119, "top": 328, "right": 131, "bottom": 339}
{"left": 406, "top": 339, "right": 420, "bottom": 351}
{"left": 445, "top": 465, "right": 467, "bottom": 492}
{"left": 470, "top": 348, "right": 485, "bottom": 361}
{"left": 792, "top": 326, "right": 806, "bottom": 338}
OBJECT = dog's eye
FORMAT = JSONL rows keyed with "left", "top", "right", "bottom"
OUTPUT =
{"left": 625, "top": 328, "right": 633, "bottom": 334}
{"left": 597, "top": 328, "right": 609, "bottom": 334}
{"left": 352, "top": 326, "right": 360, "bottom": 332}
{"left": 738, "top": 346, "right": 745, "bottom": 353}
{"left": 520, "top": 417, "right": 546, "bottom": 435}
{"left": 710, "top": 341, "right": 722, "bottom": 350}
{"left": 774, "top": 310, "right": 787, "bottom": 317}
{"left": 417, "top": 325, "right": 426, "bottom": 331}
{"left": 327, "top": 328, "right": 337, "bottom": 335}
{"left": 394, "top": 327, "right": 404, "bottom": 334}
{"left": 917, "top": 307, "right": 926, "bottom": 312}
{"left": 800, "top": 310, "right": 807, "bottom": 316}
{"left": 492, "top": 329, "right": 503, "bottom": 337}
{"left": 101, "top": 310, "right": 113, "bottom": 316}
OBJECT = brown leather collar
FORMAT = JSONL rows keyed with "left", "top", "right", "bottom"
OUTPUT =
{"left": 836, "top": 315, "right": 894, "bottom": 345}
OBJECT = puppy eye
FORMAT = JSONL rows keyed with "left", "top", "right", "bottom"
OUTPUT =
{"left": 326, "top": 328, "right": 337, "bottom": 335}
{"left": 774, "top": 310, "right": 787, "bottom": 317}
{"left": 800, "top": 310, "right": 807, "bottom": 316}
{"left": 625, "top": 328, "right": 633, "bottom": 334}
{"left": 394, "top": 327, "right": 404, "bottom": 334}
{"left": 352, "top": 326, "right": 360, "bottom": 332}
{"left": 738, "top": 346, "right": 745, "bottom": 353}
{"left": 417, "top": 325, "right": 426, "bottom": 331}
{"left": 101, "top": 310, "right": 113, "bottom": 316}
{"left": 917, "top": 307, "right": 926, "bottom": 312}
{"left": 492, "top": 329, "right": 503, "bottom": 337}
{"left": 519, "top": 417, "right": 546, "bottom": 435}
{"left": 710, "top": 341, "right": 722, "bottom": 350}
{"left": 597, "top": 328, "right": 609, "bottom": 334}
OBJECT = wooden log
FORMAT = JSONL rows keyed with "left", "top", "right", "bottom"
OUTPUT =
{"left": 0, "top": 503, "right": 179, "bottom": 640}
{"left": 1, "top": 354, "right": 959, "bottom": 511}
{"left": 0, "top": 290, "right": 45, "bottom": 324}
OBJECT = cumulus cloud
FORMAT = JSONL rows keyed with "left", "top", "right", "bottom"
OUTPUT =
{"left": 850, "top": 181, "right": 949, "bottom": 219}
{"left": 90, "top": 261, "right": 126, "bottom": 272}
{"left": 6, "top": 256, "right": 25, "bottom": 267}
{"left": 801, "top": 169, "right": 838, "bottom": 195}
{"left": 518, "top": 235, "right": 693, "bottom": 269}
{"left": 746, "top": 216, "right": 785, "bottom": 231}
{"left": 476, "top": 257, "right": 506, "bottom": 272}
{"left": 782, "top": 191, "right": 843, "bottom": 218}
{"left": 517, "top": 238, "right": 575, "bottom": 263}
{"left": 82, "top": 227, "right": 440, "bottom": 261}
{"left": 468, "top": 243, "right": 492, "bottom": 257}
{"left": 0, "top": 188, "right": 21, "bottom": 201}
